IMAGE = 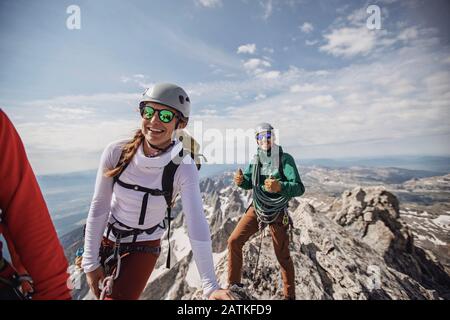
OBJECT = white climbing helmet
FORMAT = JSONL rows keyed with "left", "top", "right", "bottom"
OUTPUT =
{"left": 255, "top": 122, "right": 274, "bottom": 136}
{"left": 140, "top": 83, "right": 191, "bottom": 118}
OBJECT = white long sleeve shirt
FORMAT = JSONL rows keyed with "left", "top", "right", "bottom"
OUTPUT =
{"left": 82, "top": 138, "right": 220, "bottom": 297}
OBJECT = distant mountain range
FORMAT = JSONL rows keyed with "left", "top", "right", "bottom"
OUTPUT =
{"left": 298, "top": 155, "right": 450, "bottom": 174}
{"left": 35, "top": 155, "right": 450, "bottom": 238}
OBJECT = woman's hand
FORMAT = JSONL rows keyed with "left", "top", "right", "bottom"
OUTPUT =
{"left": 209, "top": 288, "right": 236, "bottom": 300}
{"left": 86, "top": 266, "right": 105, "bottom": 299}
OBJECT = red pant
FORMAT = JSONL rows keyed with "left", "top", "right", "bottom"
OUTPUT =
{"left": 100, "top": 237, "right": 160, "bottom": 300}
{"left": 227, "top": 206, "right": 295, "bottom": 299}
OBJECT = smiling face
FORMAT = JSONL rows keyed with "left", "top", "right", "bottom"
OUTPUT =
{"left": 140, "top": 102, "right": 186, "bottom": 149}
{"left": 257, "top": 131, "right": 273, "bottom": 151}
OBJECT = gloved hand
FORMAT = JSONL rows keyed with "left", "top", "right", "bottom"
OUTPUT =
{"left": 234, "top": 168, "right": 244, "bottom": 186}
{"left": 264, "top": 176, "right": 282, "bottom": 193}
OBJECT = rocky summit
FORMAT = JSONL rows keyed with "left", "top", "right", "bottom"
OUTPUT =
{"left": 66, "top": 171, "right": 450, "bottom": 300}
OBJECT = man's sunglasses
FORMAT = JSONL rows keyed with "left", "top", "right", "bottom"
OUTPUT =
{"left": 256, "top": 132, "right": 272, "bottom": 141}
{"left": 140, "top": 105, "right": 177, "bottom": 123}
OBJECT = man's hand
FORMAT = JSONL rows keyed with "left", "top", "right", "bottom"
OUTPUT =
{"left": 209, "top": 289, "right": 236, "bottom": 300}
{"left": 264, "top": 176, "right": 282, "bottom": 193}
{"left": 234, "top": 168, "right": 244, "bottom": 186}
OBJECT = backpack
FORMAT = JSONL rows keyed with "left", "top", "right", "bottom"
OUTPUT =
{"left": 278, "top": 148, "right": 287, "bottom": 182}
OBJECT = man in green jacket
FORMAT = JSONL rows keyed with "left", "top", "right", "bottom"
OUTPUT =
{"left": 227, "top": 122, "right": 305, "bottom": 300}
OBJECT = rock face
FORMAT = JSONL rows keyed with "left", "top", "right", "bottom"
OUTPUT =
{"left": 290, "top": 199, "right": 447, "bottom": 300}
{"left": 187, "top": 187, "right": 450, "bottom": 300}
{"left": 326, "top": 187, "right": 410, "bottom": 256}
{"left": 141, "top": 252, "right": 196, "bottom": 300}
{"left": 401, "top": 174, "right": 450, "bottom": 192}
{"left": 325, "top": 187, "right": 450, "bottom": 298}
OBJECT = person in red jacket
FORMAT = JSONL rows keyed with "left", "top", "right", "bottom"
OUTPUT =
{"left": 0, "top": 109, "right": 71, "bottom": 300}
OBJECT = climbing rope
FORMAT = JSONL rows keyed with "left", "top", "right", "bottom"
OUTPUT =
{"left": 252, "top": 220, "right": 265, "bottom": 282}
{"left": 251, "top": 154, "right": 290, "bottom": 224}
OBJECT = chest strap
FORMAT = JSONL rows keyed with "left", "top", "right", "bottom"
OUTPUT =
{"left": 111, "top": 148, "right": 189, "bottom": 268}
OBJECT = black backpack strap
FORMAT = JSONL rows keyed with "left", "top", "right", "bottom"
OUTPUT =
{"left": 161, "top": 150, "right": 184, "bottom": 268}
{"left": 113, "top": 155, "right": 130, "bottom": 184}
{"left": 278, "top": 148, "right": 287, "bottom": 182}
{"left": 160, "top": 148, "right": 197, "bottom": 268}
{"left": 277, "top": 149, "right": 290, "bottom": 210}
{"left": 113, "top": 142, "right": 143, "bottom": 185}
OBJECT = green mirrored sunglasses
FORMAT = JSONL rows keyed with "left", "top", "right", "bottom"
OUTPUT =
{"left": 140, "top": 105, "right": 176, "bottom": 123}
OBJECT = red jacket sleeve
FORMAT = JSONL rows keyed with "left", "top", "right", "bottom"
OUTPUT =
{"left": 0, "top": 110, "right": 72, "bottom": 300}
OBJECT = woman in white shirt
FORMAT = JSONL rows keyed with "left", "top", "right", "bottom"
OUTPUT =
{"left": 82, "top": 83, "right": 230, "bottom": 300}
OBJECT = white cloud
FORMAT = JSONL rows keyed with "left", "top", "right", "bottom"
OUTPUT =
{"left": 346, "top": 7, "right": 367, "bottom": 26}
{"left": 15, "top": 119, "right": 137, "bottom": 174}
{"left": 237, "top": 43, "right": 257, "bottom": 54}
{"left": 290, "top": 83, "right": 326, "bottom": 93}
{"left": 45, "top": 106, "right": 94, "bottom": 120}
{"left": 398, "top": 27, "right": 419, "bottom": 42}
{"left": 305, "top": 39, "right": 319, "bottom": 46}
{"left": 322, "top": 5, "right": 441, "bottom": 59}
{"left": 254, "top": 93, "right": 267, "bottom": 101}
{"left": 300, "top": 22, "right": 314, "bottom": 33}
{"left": 260, "top": 0, "right": 273, "bottom": 20}
{"left": 424, "top": 71, "right": 450, "bottom": 95}
{"left": 25, "top": 92, "right": 140, "bottom": 109}
{"left": 241, "top": 58, "right": 282, "bottom": 80}
{"left": 243, "top": 58, "right": 271, "bottom": 71}
{"left": 314, "top": 70, "right": 329, "bottom": 76}
{"left": 195, "top": 0, "right": 222, "bottom": 8}
{"left": 305, "top": 95, "right": 337, "bottom": 108}
{"left": 263, "top": 47, "right": 274, "bottom": 54}
{"left": 120, "top": 74, "right": 154, "bottom": 88}
{"left": 320, "top": 27, "right": 377, "bottom": 57}
{"left": 256, "top": 70, "right": 280, "bottom": 79}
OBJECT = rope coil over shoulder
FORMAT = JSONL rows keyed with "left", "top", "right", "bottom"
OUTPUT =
{"left": 251, "top": 153, "right": 290, "bottom": 224}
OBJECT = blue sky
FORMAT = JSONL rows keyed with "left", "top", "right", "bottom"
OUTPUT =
{"left": 1, "top": 0, "right": 449, "bottom": 174}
